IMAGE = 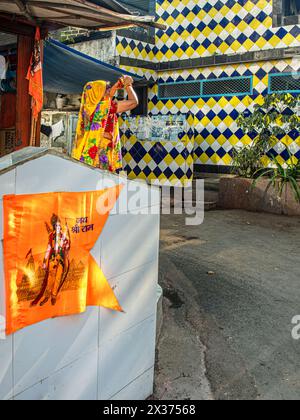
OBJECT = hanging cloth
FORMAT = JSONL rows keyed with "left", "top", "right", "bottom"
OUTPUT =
{"left": 26, "top": 27, "right": 43, "bottom": 121}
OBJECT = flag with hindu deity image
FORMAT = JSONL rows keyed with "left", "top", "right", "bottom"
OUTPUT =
{"left": 3, "top": 186, "right": 123, "bottom": 335}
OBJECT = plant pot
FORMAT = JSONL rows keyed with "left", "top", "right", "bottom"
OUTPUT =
{"left": 218, "top": 176, "right": 300, "bottom": 216}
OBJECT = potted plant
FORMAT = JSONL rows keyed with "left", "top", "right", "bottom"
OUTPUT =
{"left": 219, "top": 93, "right": 300, "bottom": 215}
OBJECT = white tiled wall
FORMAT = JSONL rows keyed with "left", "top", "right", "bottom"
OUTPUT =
{"left": 0, "top": 169, "right": 15, "bottom": 400}
{"left": 0, "top": 153, "right": 160, "bottom": 400}
{"left": 99, "top": 315, "right": 156, "bottom": 400}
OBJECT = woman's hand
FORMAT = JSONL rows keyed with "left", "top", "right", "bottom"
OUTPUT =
{"left": 117, "top": 77, "right": 139, "bottom": 113}
{"left": 123, "top": 75, "right": 134, "bottom": 87}
{"left": 109, "top": 80, "right": 122, "bottom": 98}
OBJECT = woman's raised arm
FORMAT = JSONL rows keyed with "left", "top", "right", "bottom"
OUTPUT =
{"left": 115, "top": 76, "right": 139, "bottom": 113}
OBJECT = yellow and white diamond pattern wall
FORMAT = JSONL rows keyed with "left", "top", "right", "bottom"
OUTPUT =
{"left": 120, "top": 115, "right": 195, "bottom": 187}
{"left": 149, "top": 59, "right": 300, "bottom": 166}
{"left": 119, "top": 65, "right": 158, "bottom": 81}
{"left": 116, "top": 35, "right": 157, "bottom": 63}
{"left": 156, "top": 0, "right": 300, "bottom": 62}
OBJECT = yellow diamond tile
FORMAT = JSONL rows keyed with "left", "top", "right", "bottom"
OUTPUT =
{"left": 148, "top": 51, "right": 155, "bottom": 61}
{"left": 165, "top": 49, "right": 175, "bottom": 60}
{"left": 171, "top": 0, "right": 181, "bottom": 7}
{"left": 147, "top": 172, "right": 157, "bottom": 181}
{"left": 243, "top": 38, "right": 255, "bottom": 50}
{"left": 185, "top": 46, "right": 195, "bottom": 57}
{"left": 175, "top": 48, "right": 185, "bottom": 59}
{"left": 165, "top": 16, "right": 175, "bottom": 26}
{"left": 231, "top": 40, "right": 242, "bottom": 52}
{"left": 249, "top": 18, "right": 261, "bottom": 30}
{"left": 264, "top": 17, "right": 273, "bottom": 26}
{"left": 268, "top": 35, "right": 281, "bottom": 47}
{"left": 222, "top": 153, "right": 233, "bottom": 165}
{"left": 175, "top": 99, "right": 185, "bottom": 109}
{"left": 206, "top": 135, "right": 217, "bottom": 146}
{"left": 257, "top": 0, "right": 269, "bottom": 9}
{"left": 202, "top": 26, "right": 212, "bottom": 38}
{"left": 229, "top": 136, "right": 240, "bottom": 146}
{"left": 275, "top": 155, "right": 286, "bottom": 166}
{"left": 163, "top": 154, "right": 174, "bottom": 166}
{"left": 160, "top": 33, "right": 169, "bottom": 44}
{"left": 237, "top": 20, "right": 248, "bottom": 32}
{"left": 223, "top": 115, "right": 234, "bottom": 126}
{"left": 220, "top": 5, "right": 230, "bottom": 16}
{"left": 208, "top": 7, "right": 218, "bottom": 18}
{"left": 186, "top": 12, "right": 196, "bottom": 22}
{"left": 229, "top": 96, "right": 240, "bottom": 107}
{"left": 169, "top": 31, "right": 180, "bottom": 43}
{"left": 174, "top": 154, "right": 185, "bottom": 166}
{"left": 219, "top": 42, "right": 230, "bottom": 54}
{"left": 198, "top": 10, "right": 207, "bottom": 20}
{"left": 156, "top": 51, "right": 164, "bottom": 61}
{"left": 217, "top": 135, "right": 228, "bottom": 146}
{"left": 255, "top": 37, "right": 268, "bottom": 49}
{"left": 200, "top": 116, "right": 210, "bottom": 127}
{"left": 211, "top": 153, "right": 222, "bottom": 164}
{"left": 196, "top": 45, "right": 206, "bottom": 56}
{"left": 217, "top": 97, "right": 230, "bottom": 108}
{"left": 260, "top": 155, "right": 270, "bottom": 167}
{"left": 231, "top": 3, "right": 242, "bottom": 13}
{"left": 212, "top": 116, "right": 222, "bottom": 126}
{"left": 213, "top": 24, "right": 224, "bottom": 36}
{"left": 140, "top": 50, "right": 148, "bottom": 60}
{"left": 282, "top": 33, "right": 295, "bottom": 46}
{"left": 199, "top": 153, "right": 210, "bottom": 164}
{"left": 206, "top": 98, "right": 217, "bottom": 108}
{"left": 207, "top": 44, "right": 218, "bottom": 55}
{"left": 225, "top": 22, "right": 235, "bottom": 33}
{"left": 158, "top": 173, "right": 168, "bottom": 181}
{"left": 123, "top": 153, "right": 131, "bottom": 163}
{"left": 176, "top": 14, "right": 186, "bottom": 25}
{"left": 281, "top": 136, "right": 294, "bottom": 146}
{"left": 191, "top": 27, "right": 201, "bottom": 39}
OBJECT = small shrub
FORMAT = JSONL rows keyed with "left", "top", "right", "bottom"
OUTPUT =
{"left": 253, "top": 148, "right": 300, "bottom": 203}
{"left": 237, "top": 93, "right": 300, "bottom": 154}
{"left": 231, "top": 145, "right": 262, "bottom": 178}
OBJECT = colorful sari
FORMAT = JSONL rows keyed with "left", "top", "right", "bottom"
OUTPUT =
{"left": 72, "top": 81, "right": 122, "bottom": 172}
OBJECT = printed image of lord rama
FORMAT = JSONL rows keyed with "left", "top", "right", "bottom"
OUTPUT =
{"left": 31, "top": 214, "right": 71, "bottom": 307}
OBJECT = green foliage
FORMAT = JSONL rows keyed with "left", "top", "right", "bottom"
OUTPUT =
{"left": 231, "top": 144, "right": 262, "bottom": 178}
{"left": 253, "top": 148, "right": 300, "bottom": 203}
{"left": 237, "top": 93, "right": 300, "bottom": 153}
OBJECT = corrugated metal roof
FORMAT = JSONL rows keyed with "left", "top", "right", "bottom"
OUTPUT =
{"left": 118, "top": 0, "right": 151, "bottom": 13}
{"left": 0, "top": 0, "right": 163, "bottom": 31}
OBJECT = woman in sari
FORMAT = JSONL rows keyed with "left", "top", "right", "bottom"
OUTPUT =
{"left": 72, "top": 75, "right": 138, "bottom": 172}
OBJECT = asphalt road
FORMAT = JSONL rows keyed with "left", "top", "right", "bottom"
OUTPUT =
{"left": 156, "top": 210, "right": 300, "bottom": 400}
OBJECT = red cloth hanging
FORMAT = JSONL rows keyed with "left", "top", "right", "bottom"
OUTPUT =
{"left": 26, "top": 27, "right": 43, "bottom": 121}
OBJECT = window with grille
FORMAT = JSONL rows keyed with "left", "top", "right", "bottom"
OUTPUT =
{"left": 158, "top": 82, "right": 201, "bottom": 99}
{"left": 201, "top": 76, "right": 252, "bottom": 97}
{"left": 269, "top": 73, "right": 300, "bottom": 93}
{"left": 283, "top": 0, "right": 300, "bottom": 17}
{"left": 158, "top": 77, "right": 252, "bottom": 100}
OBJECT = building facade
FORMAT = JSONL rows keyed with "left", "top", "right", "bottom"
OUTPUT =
{"left": 63, "top": 0, "right": 300, "bottom": 178}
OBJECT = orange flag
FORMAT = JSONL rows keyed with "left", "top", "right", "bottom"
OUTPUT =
{"left": 26, "top": 27, "right": 43, "bottom": 120}
{"left": 3, "top": 186, "right": 123, "bottom": 335}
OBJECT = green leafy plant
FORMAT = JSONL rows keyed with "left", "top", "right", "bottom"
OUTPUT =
{"left": 231, "top": 144, "right": 262, "bottom": 178}
{"left": 253, "top": 148, "right": 300, "bottom": 203}
{"left": 237, "top": 93, "right": 300, "bottom": 154}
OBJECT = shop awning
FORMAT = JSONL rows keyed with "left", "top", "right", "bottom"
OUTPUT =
{"left": 43, "top": 39, "right": 143, "bottom": 94}
{"left": 0, "top": 0, "right": 165, "bottom": 32}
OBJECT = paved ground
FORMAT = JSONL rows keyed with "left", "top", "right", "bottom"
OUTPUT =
{"left": 154, "top": 210, "right": 300, "bottom": 400}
